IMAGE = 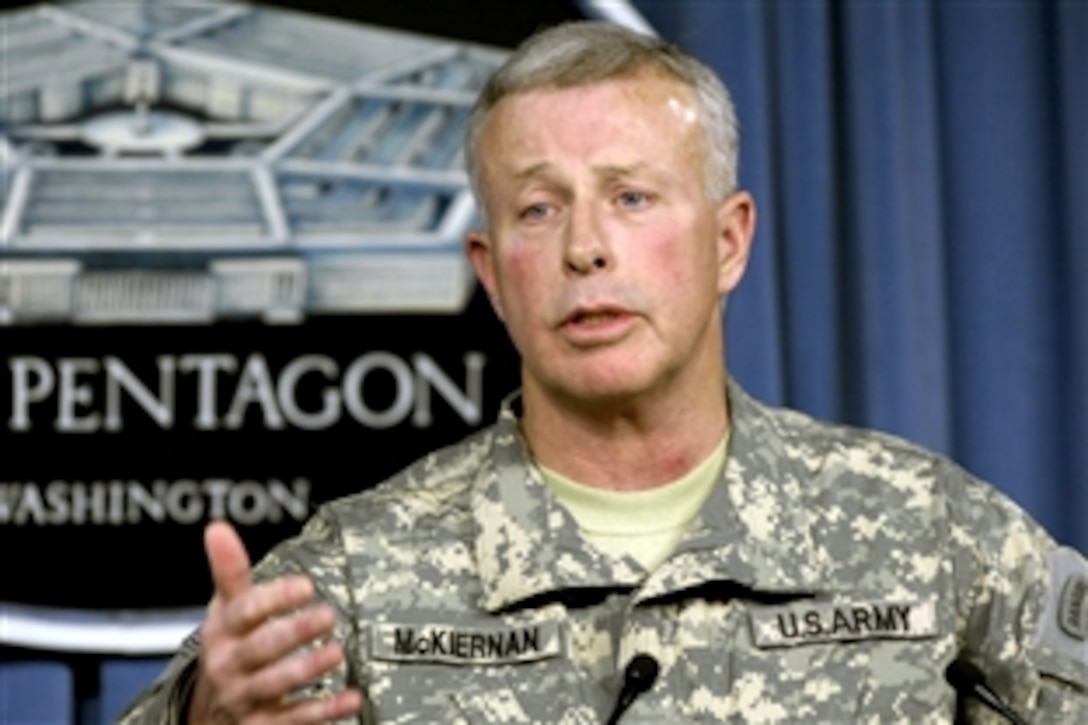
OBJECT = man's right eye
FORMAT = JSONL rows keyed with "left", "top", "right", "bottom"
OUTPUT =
{"left": 520, "top": 203, "right": 550, "bottom": 221}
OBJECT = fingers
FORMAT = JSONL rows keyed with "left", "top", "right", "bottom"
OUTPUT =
{"left": 198, "top": 595, "right": 355, "bottom": 721}
{"left": 217, "top": 575, "right": 317, "bottom": 637}
{"left": 231, "top": 603, "right": 337, "bottom": 673}
{"left": 249, "top": 687, "right": 363, "bottom": 724}
{"left": 195, "top": 522, "right": 364, "bottom": 722}
{"left": 206, "top": 520, "right": 253, "bottom": 602}
{"left": 234, "top": 640, "right": 347, "bottom": 705}
{"left": 282, "top": 687, "right": 364, "bottom": 722}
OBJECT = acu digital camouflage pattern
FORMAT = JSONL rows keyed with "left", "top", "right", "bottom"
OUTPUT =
{"left": 121, "top": 378, "right": 1087, "bottom": 723}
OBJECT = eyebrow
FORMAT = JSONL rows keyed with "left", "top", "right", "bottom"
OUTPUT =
{"left": 596, "top": 163, "right": 648, "bottom": 182}
{"left": 511, "top": 161, "right": 650, "bottom": 183}
{"left": 512, "top": 162, "right": 552, "bottom": 182}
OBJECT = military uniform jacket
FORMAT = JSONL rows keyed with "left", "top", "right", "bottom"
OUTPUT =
{"left": 122, "top": 379, "right": 1087, "bottom": 723}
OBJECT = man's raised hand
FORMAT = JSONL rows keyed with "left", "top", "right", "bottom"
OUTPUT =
{"left": 187, "top": 521, "right": 362, "bottom": 723}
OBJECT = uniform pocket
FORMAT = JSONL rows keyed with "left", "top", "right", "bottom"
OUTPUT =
{"left": 363, "top": 657, "right": 597, "bottom": 723}
{"left": 450, "top": 681, "right": 598, "bottom": 724}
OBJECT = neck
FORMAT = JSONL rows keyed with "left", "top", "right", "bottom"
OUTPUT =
{"left": 520, "top": 371, "right": 729, "bottom": 492}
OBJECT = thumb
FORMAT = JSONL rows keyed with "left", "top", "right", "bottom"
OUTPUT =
{"left": 204, "top": 520, "right": 252, "bottom": 602}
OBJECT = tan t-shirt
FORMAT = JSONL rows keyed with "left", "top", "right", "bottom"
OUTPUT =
{"left": 539, "top": 435, "right": 728, "bottom": 572}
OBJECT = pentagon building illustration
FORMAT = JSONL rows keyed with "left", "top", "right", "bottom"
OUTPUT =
{"left": 0, "top": 0, "right": 506, "bottom": 324}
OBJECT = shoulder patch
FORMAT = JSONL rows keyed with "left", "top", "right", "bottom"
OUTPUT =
{"left": 1059, "top": 571, "right": 1087, "bottom": 641}
{"left": 1036, "top": 547, "right": 1088, "bottom": 663}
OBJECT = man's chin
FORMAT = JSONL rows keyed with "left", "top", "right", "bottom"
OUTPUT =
{"left": 542, "top": 369, "right": 660, "bottom": 410}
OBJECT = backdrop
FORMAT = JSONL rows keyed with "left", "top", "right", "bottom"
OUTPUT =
{"left": 634, "top": 0, "right": 1087, "bottom": 554}
{"left": 2, "top": 0, "right": 1085, "bottom": 720}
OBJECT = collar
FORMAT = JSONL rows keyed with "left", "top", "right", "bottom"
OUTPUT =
{"left": 636, "top": 378, "right": 827, "bottom": 601}
{"left": 472, "top": 379, "right": 828, "bottom": 612}
{"left": 472, "top": 392, "right": 646, "bottom": 612}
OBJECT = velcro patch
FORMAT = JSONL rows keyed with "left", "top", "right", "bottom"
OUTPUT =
{"left": 1036, "top": 547, "right": 1088, "bottom": 666}
{"left": 1058, "top": 571, "right": 1087, "bottom": 641}
{"left": 748, "top": 599, "right": 938, "bottom": 648}
{"left": 370, "top": 621, "right": 562, "bottom": 665}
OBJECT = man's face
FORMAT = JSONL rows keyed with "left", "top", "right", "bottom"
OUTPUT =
{"left": 467, "top": 71, "right": 754, "bottom": 409}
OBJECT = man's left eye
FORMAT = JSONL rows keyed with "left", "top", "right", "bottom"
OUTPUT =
{"left": 618, "top": 191, "right": 648, "bottom": 207}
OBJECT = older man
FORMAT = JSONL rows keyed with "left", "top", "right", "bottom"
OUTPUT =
{"left": 123, "top": 21, "right": 1086, "bottom": 723}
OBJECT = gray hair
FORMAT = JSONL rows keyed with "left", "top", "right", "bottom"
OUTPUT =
{"left": 464, "top": 21, "right": 740, "bottom": 209}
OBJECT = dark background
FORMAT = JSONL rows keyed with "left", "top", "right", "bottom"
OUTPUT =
{"left": 0, "top": 289, "right": 523, "bottom": 607}
{"left": 0, "top": 0, "right": 585, "bottom": 48}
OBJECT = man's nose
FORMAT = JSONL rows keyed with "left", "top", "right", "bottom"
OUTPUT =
{"left": 563, "top": 203, "right": 612, "bottom": 274}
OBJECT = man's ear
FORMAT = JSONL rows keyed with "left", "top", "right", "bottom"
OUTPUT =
{"left": 465, "top": 229, "right": 504, "bottom": 321}
{"left": 715, "top": 190, "right": 756, "bottom": 296}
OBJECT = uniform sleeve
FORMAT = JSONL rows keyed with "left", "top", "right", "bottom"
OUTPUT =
{"left": 116, "top": 509, "right": 358, "bottom": 724}
{"left": 945, "top": 462, "right": 1087, "bottom": 722}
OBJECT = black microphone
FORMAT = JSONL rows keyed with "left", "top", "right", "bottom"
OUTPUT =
{"left": 605, "top": 653, "right": 659, "bottom": 725}
{"left": 944, "top": 657, "right": 1028, "bottom": 725}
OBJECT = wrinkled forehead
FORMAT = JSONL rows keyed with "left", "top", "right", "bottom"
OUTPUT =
{"left": 481, "top": 71, "right": 700, "bottom": 147}
{"left": 489, "top": 64, "right": 697, "bottom": 121}
{"left": 472, "top": 72, "right": 708, "bottom": 192}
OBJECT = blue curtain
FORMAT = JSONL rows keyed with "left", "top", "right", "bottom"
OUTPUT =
{"left": 636, "top": 0, "right": 1087, "bottom": 554}
{"left": 4, "top": 1, "right": 1085, "bottom": 720}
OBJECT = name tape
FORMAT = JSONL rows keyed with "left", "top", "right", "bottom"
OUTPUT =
{"left": 370, "top": 621, "right": 562, "bottom": 665}
{"left": 749, "top": 599, "right": 938, "bottom": 648}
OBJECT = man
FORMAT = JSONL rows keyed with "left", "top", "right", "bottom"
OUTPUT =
{"left": 123, "top": 21, "right": 1086, "bottom": 723}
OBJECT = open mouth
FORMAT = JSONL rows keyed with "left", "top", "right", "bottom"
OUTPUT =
{"left": 572, "top": 310, "right": 620, "bottom": 325}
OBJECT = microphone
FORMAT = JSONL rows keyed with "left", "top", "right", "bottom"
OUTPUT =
{"left": 944, "top": 657, "right": 1028, "bottom": 725}
{"left": 605, "top": 653, "right": 659, "bottom": 725}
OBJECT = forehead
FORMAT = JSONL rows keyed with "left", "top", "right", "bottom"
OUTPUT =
{"left": 478, "top": 72, "right": 702, "bottom": 171}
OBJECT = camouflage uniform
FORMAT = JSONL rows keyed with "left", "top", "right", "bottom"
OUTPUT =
{"left": 121, "top": 379, "right": 1087, "bottom": 723}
